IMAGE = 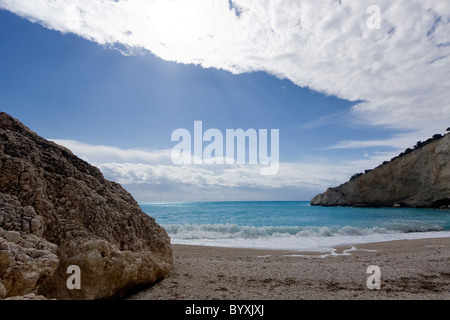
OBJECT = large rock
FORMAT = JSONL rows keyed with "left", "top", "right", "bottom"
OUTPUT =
{"left": 0, "top": 193, "right": 59, "bottom": 299}
{"left": 311, "top": 133, "right": 450, "bottom": 208}
{"left": 0, "top": 112, "right": 172, "bottom": 299}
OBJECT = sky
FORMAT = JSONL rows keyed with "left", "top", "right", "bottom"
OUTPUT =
{"left": 0, "top": 0, "right": 449, "bottom": 201}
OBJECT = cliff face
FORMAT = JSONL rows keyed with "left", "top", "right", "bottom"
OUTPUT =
{"left": 311, "top": 133, "right": 450, "bottom": 208}
{"left": 0, "top": 112, "right": 172, "bottom": 299}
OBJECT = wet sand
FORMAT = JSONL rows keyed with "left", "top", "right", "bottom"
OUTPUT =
{"left": 130, "top": 238, "right": 450, "bottom": 300}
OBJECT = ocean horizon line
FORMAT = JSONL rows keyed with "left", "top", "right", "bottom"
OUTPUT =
{"left": 138, "top": 200, "right": 311, "bottom": 204}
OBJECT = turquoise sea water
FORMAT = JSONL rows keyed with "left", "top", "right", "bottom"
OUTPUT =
{"left": 140, "top": 201, "right": 450, "bottom": 251}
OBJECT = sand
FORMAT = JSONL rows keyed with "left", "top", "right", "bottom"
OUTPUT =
{"left": 129, "top": 237, "right": 450, "bottom": 300}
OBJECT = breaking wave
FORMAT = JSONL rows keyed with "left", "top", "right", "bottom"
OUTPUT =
{"left": 164, "top": 223, "right": 445, "bottom": 240}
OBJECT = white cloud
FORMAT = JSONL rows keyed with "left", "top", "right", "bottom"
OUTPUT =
{"left": 299, "top": 112, "right": 348, "bottom": 130}
{"left": 50, "top": 139, "right": 172, "bottom": 164}
{"left": 324, "top": 127, "right": 444, "bottom": 150}
{"left": 1, "top": 0, "right": 449, "bottom": 141}
{"left": 52, "top": 139, "right": 392, "bottom": 200}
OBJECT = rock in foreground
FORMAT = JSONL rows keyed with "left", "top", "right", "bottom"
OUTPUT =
{"left": 0, "top": 112, "right": 172, "bottom": 299}
{"left": 311, "top": 133, "right": 450, "bottom": 208}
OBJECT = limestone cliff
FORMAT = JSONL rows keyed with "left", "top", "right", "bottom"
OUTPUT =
{"left": 0, "top": 112, "right": 172, "bottom": 299}
{"left": 311, "top": 133, "right": 450, "bottom": 208}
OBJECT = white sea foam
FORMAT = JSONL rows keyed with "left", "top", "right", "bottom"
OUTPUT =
{"left": 164, "top": 223, "right": 445, "bottom": 239}
{"left": 165, "top": 223, "right": 450, "bottom": 252}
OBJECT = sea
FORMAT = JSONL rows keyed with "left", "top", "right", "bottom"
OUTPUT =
{"left": 140, "top": 201, "right": 450, "bottom": 252}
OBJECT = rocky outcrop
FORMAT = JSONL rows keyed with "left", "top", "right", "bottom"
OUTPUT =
{"left": 0, "top": 193, "right": 59, "bottom": 299}
{"left": 311, "top": 133, "right": 450, "bottom": 208}
{"left": 0, "top": 112, "right": 172, "bottom": 299}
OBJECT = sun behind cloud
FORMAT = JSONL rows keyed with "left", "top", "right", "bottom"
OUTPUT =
{"left": 1, "top": 0, "right": 449, "bottom": 137}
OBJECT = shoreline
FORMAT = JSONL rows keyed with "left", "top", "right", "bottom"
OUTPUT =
{"left": 167, "top": 230, "right": 450, "bottom": 252}
{"left": 130, "top": 237, "right": 450, "bottom": 300}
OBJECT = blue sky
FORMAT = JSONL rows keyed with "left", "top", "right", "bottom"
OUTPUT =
{"left": 1, "top": 1, "right": 449, "bottom": 201}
